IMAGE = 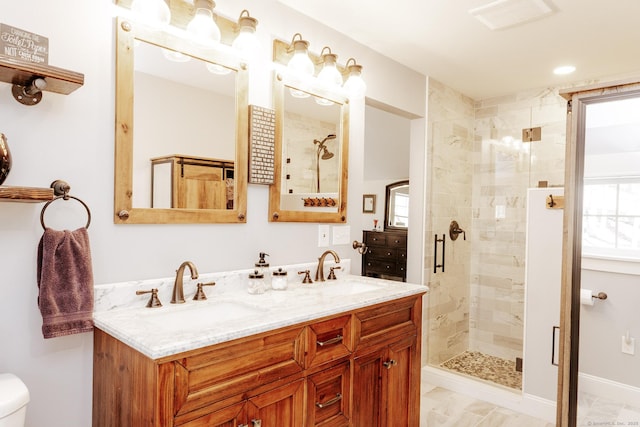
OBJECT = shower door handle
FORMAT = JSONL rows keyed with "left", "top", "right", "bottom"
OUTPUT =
{"left": 434, "top": 234, "right": 445, "bottom": 273}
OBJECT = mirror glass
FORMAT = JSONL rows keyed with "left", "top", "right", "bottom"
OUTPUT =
{"left": 269, "top": 73, "right": 349, "bottom": 222}
{"left": 114, "top": 18, "right": 248, "bottom": 223}
{"left": 384, "top": 180, "right": 409, "bottom": 230}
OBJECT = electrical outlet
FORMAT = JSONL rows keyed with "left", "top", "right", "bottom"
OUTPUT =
{"left": 622, "top": 335, "right": 635, "bottom": 355}
{"left": 318, "top": 225, "right": 330, "bottom": 247}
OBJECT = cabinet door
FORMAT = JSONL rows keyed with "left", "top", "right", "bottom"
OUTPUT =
{"left": 246, "top": 379, "right": 305, "bottom": 427}
{"left": 385, "top": 336, "right": 419, "bottom": 427}
{"left": 352, "top": 350, "right": 384, "bottom": 427}
{"left": 352, "top": 336, "right": 418, "bottom": 427}
{"left": 176, "top": 163, "right": 225, "bottom": 209}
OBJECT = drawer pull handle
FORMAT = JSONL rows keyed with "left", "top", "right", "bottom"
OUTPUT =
{"left": 383, "top": 359, "right": 397, "bottom": 369}
{"left": 316, "top": 393, "right": 343, "bottom": 408}
{"left": 317, "top": 334, "right": 343, "bottom": 347}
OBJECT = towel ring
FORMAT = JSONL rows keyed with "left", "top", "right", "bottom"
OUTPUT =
{"left": 40, "top": 181, "right": 91, "bottom": 230}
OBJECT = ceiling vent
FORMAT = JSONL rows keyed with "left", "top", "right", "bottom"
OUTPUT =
{"left": 469, "top": 0, "right": 555, "bottom": 30}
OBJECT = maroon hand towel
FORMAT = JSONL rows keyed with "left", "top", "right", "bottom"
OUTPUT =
{"left": 37, "top": 227, "right": 94, "bottom": 339}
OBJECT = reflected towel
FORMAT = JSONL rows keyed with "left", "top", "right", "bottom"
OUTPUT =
{"left": 37, "top": 227, "right": 94, "bottom": 339}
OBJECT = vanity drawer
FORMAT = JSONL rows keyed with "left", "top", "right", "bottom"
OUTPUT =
{"left": 306, "top": 361, "right": 350, "bottom": 427}
{"left": 173, "top": 326, "right": 305, "bottom": 417}
{"left": 353, "top": 297, "right": 419, "bottom": 354}
{"left": 306, "top": 315, "right": 352, "bottom": 368}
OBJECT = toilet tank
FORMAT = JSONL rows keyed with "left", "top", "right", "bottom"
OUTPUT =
{"left": 0, "top": 374, "right": 29, "bottom": 427}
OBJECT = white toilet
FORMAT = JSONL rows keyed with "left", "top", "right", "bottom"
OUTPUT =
{"left": 0, "top": 374, "right": 29, "bottom": 427}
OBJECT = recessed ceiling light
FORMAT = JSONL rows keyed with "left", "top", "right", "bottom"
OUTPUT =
{"left": 553, "top": 65, "right": 576, "bottom": 75}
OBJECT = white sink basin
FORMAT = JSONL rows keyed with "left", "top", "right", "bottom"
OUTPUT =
{"left": 140, "top": 300, "right": 263, "bottom": 332}
{"left": 313, "top": 279, "right": 383, "bottom": 296}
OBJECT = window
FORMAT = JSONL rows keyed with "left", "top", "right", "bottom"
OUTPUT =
{"left": 583, "top": 177, "right": 640, "bottom": 260}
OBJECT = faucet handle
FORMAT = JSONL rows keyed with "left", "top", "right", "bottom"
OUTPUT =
{"left": 298, "top": 270, "right": 313, "bottom": 284}
{"left": 327, "top": 266, "right": 341, "bottom": 280}
{"left": 193, "top": 281, "right": 216, "bottom": 301}
{"left": 136, "top": 288, "right": 162, "bottom": 308}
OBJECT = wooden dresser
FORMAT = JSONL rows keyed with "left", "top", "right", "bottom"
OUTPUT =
{"left": 362, "top": 230, "right": 408, "bottom": 282}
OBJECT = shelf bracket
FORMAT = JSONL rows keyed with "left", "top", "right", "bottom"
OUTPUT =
{"left": 11, "top": 77, "right": 47, "bottom": 106}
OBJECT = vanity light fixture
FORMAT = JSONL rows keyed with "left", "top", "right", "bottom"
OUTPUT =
{"left": 130, "top": 0, "right": 171, "bottom": 27}
{"left": 286, "top": 33, "right": 315, "bottom": 77}
{"left": 343, "top": 58, "right": 366, "bottom": 99}
{"left": 232, "top": 10, "right": 260, "bottom": 60}
{"left": 186, "top": 0, "right": 221, "bottom": 47}
{"left": 316, "top": 46, "right": 342, "bottom": 106}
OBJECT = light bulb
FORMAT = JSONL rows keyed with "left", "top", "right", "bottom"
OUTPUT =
{"left": 131, "top": 0, "right": 171, "bottom": 27}
{"left": 287, "top": 35, "right": 314, "bottom": 77}
{"left": 162, "top": 48, "right": 191, "bottom": 63}
{"left": 317, "top": 53, "right": 342, "bottom": 89}
{"left": 232, "top": 11, "right": 260, "bottom": 60}
{"left": 343, "top": 61, "right": 366, "bottom": 99}
{"left": 186, "top": 0, "right": 221, "bottom": 47}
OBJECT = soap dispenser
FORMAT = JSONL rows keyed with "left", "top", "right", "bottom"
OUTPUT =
{"left": 255, "top": 252, "right": 271, "bottom": 287}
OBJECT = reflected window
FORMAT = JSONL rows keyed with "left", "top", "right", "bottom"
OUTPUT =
{"left": 583, "top": 178, "right": 640, "bottom": 258}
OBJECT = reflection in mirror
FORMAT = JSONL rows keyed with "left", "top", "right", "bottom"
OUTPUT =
{"left": 114, "top": 18, "right": 248, "bottom": 223}
{"left": 133, "top": 40, "right": 236, "bottom": 209}
{"left": 269, "top": 72, "right": 349, "bottom": 222}
{"left": 385, "top": 180, "right": 409, "bottom": 230}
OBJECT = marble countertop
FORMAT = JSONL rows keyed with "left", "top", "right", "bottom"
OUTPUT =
{"left": 93, "top": 273, "right": 427, "bottom": 360}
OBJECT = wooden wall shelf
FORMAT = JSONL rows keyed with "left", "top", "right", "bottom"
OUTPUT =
{"left": 0, "top": 185, "right": 54, "bottom": 203}
{"left": 0, "top": 54, "right": 84, "bottom": 105}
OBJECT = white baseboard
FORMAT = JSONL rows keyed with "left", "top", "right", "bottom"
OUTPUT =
{"left": 579, "top": 372, "right": 640, "bottom": 407}
{"left": 422, "top": 365, "right": 557, "bottom": 423}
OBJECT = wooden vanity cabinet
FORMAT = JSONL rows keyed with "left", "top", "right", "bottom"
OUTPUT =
{"left": 352, "top": 297, "right": 421, "bottom": 427}
{"left": 93, "top": 295, "right": 422, "bottom": 427}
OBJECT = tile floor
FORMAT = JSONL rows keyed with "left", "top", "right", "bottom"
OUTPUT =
{"left": 440, "top": 351, "right": 522, "bottom": 390}
{"left": 420, "top": 382, "right": 554, "bottom": 427}
{"left": 421, "top": 376, "right": 640, "bottom": 426}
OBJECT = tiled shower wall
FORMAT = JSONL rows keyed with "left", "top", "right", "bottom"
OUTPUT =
{"left": 425, "top": 79, "right": 475, "bottom": 365}
{"left": 426, "top": 79, "right": 567, "bottom": 365}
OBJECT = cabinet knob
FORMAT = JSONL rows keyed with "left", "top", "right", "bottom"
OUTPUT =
{"left": 251, "top": 420, "right": 262, "bottom": 427}
{"left": 383, "top": 359, "right": 397, "bottom": 369}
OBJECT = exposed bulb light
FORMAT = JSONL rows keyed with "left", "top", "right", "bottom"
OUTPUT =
{"left": 186, "top": 0, "right": 221, "bottom": 47}
{"left": 317, "top": 47, "right": 342, "bottom": 88}
{"left": 130, "top": 0, "right": 171, "bottom": 27}
{"left": 162, "top": 48, "right": 191, "bottom": 63}
{"left": 553, "top": 65, "right": 576, "bottom": 75}
{"left": 343, "top": 57, "right": 366, "bottom": 99}
{"left": 232, "top": 10, "right": 260, "bottom": 60}
{"left": 316, "top": 47, "right": 342, "bottom": 106}
{"left": 287, "top": 33, "right": 315, "bottom": 77}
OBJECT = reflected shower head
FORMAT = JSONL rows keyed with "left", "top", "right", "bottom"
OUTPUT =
{"left": 321, "top": 147, "right": 334, "bottom": 160}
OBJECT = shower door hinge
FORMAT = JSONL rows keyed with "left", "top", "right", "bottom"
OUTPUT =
{"left": 522, "top": 127, "right": 541, "bottom": 142}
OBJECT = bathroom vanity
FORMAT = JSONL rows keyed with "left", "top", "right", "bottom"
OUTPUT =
{"left": 92, "top": 270, "right": 426, "bottom": 427}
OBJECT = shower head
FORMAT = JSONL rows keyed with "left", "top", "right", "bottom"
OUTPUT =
{"left": 314, "top": 134, "right": 337, "bottom": 145}
{"left": 321, "top": 147, "right": 334, "bottom": 160}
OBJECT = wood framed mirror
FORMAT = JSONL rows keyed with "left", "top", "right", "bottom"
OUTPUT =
{"left": 114, "top": 17, "right": 248, "bottom": 224}
{"left": 384, "top": 180, "right": 409, "bottom": 230}
{"left": 269, "top": 71, "right": 349, "bottom": 223}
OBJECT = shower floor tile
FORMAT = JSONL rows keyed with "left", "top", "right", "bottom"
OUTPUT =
{"left": 440, "top": 351, "right": 522, "bottom": 390}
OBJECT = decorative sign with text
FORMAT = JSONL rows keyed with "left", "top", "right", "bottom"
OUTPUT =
{"left": 0, "top": 23, "right": 49, "bottom": 64}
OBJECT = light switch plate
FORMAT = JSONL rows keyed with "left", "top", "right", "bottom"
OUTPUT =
{"left": 318, "top": 225, "right": 330, "bottom": 247}
{"left": 332, "top": 225, "right": 350, "bottom": 245}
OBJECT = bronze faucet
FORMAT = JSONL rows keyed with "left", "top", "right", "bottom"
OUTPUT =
{"left": 171, "top": 261, "right": 199, "bottom": 303}
{"left": 315, "top": 250, "right": 341, "bottom": 282}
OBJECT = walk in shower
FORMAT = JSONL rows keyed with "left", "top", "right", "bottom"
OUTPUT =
{"left": 424, "top": 79, "right": 567, "bottom": 391}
